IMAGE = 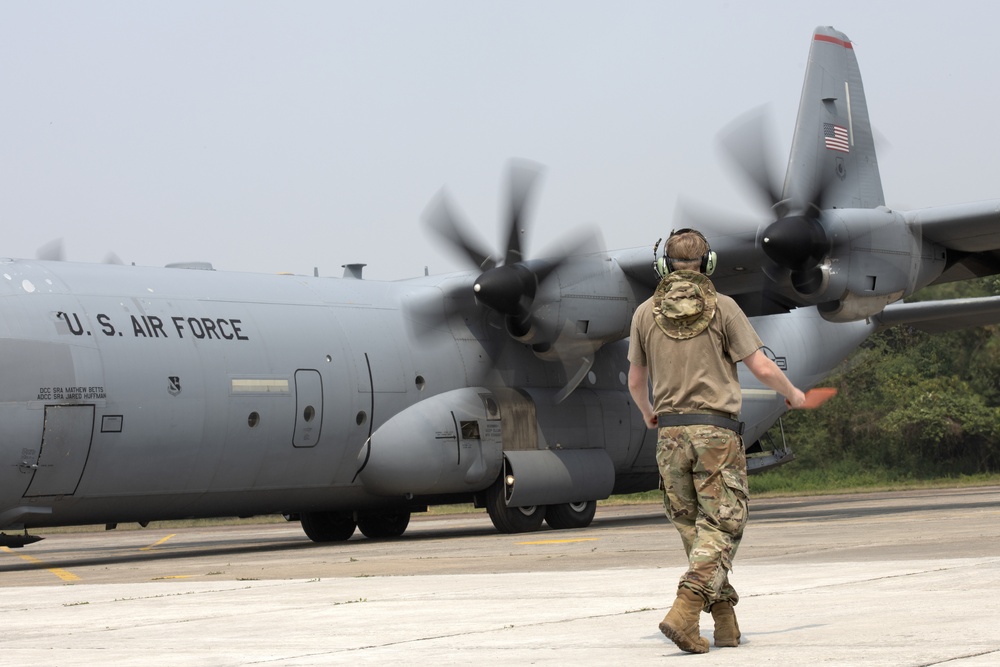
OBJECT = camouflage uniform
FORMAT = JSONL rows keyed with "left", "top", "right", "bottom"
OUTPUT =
{"left": 657, "top": 424, "right": 748, "bottom": 608}
{"left": 628, "top": 270, "right": 761, "bottom": 609}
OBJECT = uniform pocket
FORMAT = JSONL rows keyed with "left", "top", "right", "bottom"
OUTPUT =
{"left": 716, "top": 466, "right": 749, "bottom": 537}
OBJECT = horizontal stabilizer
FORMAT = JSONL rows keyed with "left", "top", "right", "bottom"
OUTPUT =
{"left": 875, "top": 295, "right": 1000, "bottom": 333}
{"left": 906, "top": 200, "right": 1000, "bottom": 253}
{"left": 904, "top": 200, "right": 1000, "bottom": 284}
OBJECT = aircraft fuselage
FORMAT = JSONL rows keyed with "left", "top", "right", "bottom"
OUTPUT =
{"left": 0, "top": 259, "right": 873, "bottom": 535}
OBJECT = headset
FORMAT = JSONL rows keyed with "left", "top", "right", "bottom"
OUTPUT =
{"left": 652, "top": 228, "right": 717, "bottom": 278}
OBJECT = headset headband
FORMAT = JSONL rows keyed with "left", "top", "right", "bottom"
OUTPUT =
{"left": 653, "top": 228, "right": 717, "bottom": 277}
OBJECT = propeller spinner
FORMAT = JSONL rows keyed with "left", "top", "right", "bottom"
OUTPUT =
{"left": 422, "top": 160, "right": 584, "bottom": 339}
{"left": 718, "top": 109, "right": 839, "bottom": 298}
{"left": 413, "top": 161, "right": 605, "bottom": 401}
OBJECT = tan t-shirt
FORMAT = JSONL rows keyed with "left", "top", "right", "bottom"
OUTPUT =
{"left": 627, "top": 291, "right": 763, "bottom": 417}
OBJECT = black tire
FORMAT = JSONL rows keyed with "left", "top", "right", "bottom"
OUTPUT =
{"left": 357, "top": 509, "right": 411, "bottom": 539}
{"left": 485, "top": 476, "right": 546, "bottom": 533}
{"left": 545, "top": 500, "right": 597, "bottom": 530}
{"left": 299, "top": 510, "right": 357, "bottom": 542}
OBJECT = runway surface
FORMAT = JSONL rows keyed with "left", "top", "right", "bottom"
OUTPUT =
{"left": 2, "top": 486, "right": 999, "bottom": 665}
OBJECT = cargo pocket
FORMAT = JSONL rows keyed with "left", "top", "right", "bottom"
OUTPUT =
{"left": 717, "top": 466, "right": 749, "bottom": 537}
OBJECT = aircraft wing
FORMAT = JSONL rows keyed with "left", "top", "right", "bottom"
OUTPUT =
{"left": 612, "top": 228, "right": 775, "bottom": 314}
{"left": 875, "top": 295, "right": 1000, "bottom": 333}
{"left": 905, "top": 200, "right": 1000, "bottom": 283}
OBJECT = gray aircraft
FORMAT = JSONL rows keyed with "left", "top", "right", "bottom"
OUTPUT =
{"left": 2, "top": 26, "right": 1000, "bottom": 548}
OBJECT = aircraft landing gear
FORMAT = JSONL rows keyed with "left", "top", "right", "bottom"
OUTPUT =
{"left": 485, "top": 475, "right": 546, "bottom": 533}
{"left": 357, "top": 509, "right": 411, "bottom": 539}
{"left": 544, "top": 500, "right": 597, "bottom": 530}
{"left": 300, "top": 510, "right": 357, "bottom": 542}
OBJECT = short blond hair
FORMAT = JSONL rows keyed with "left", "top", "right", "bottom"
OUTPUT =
{"left": 666, "top": 230, "right": 708, "bottom": 262}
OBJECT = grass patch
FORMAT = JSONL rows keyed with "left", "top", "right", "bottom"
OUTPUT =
{"left": 602, "top": 470, "right": 1000, "bottom": 504}
{"left": 750, "top": 468, "right": 1000, "bottom": 497}
{"left": 426, "top": 504, "right": 482, "bottom": 515}
{"left": 600, "top": 491, "right": 662, "bottom": 506}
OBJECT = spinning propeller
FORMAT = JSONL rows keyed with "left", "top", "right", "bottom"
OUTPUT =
{"left": 35, "top": 239, "right": 123, "bottom": 265}
{"left": 717, "top": 109, "right": 840, "bottom": 299}
{"left": 413, "top": 161, "right": 603, "bottom": 400}
{"left": 422, "top": 161, "right": 596, "bottom": 340}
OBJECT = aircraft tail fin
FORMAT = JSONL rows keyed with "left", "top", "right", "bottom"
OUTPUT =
{"left": 782, "top": 27, "right": 885, "bottom": 211}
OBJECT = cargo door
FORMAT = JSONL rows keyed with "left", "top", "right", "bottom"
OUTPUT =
{"left": 24, "top": 405, "right": 95, "bottom": 497}
{"left": 292, "top": 369, "right": 323, "bottom": 448}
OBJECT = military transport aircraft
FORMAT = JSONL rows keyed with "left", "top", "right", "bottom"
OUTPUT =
{"left": 2, "top": 26, "right": 1000, "bottom": 548}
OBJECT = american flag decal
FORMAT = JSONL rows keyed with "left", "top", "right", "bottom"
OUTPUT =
{"left": 823, "top": 123, "right": 850, "bottom": 152}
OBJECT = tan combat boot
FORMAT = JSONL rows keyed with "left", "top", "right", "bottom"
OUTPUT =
{"left": 659, "top": 587, "right": 710, "bottom": 653}
{"left": 711, "top": 600, "right": 740, "bottom": 647}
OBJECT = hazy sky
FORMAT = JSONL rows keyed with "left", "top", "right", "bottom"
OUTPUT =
{"left": 3, "top": 1, "right": 999, "bottom": 280}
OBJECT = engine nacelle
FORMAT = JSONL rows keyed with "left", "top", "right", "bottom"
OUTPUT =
{"left": 798, "top": 208, "right": 946, "bottom": 320}
{"left": 507, "top": 258, "right": 636, "bottom": 358}
{"left": 818, "top": 291, "right": 903, "bottom": 323}
{"left": 356, "top": 385, "right": 635, "bottom": 505}
{"left": 357, "top": 387, "right": 504, "bottom": 498}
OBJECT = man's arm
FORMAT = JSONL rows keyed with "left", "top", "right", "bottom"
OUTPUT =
{"left": 742, "top": 349, "right": 807, "bottom": 408}
{"left": 628, "top": 363, "right": 658, "bottom": 428}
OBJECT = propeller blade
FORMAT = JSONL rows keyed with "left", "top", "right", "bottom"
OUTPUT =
{"left": 36, "top": 239, "right": 65, "bottom": 262}
{"left": 502, "top": 160, "right": 543, "bottom": 267}
{"left": 546, "top": 318, "right": 602, "bottom": 403}
{"left": 422, "top": 191, "right": 496, "bottom": 271}
{"left": 555, "top": 355, "right": 594, "bottom": 404}
{"left": 716, "top": 107, "right": 784, "bottom": 214}
{"left": 673, "top": 198, "right": 764, "bottom": 241}
{"left": 403, "top": 281, "right": 479, "bottom": 341}
{"left": 530, "top": 225, "right": 606, "bottom": 286}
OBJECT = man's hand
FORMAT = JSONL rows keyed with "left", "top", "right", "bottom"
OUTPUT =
{"left": 784, "top": 389, "right": 807, "bottom": 409}
{"left": 628, "top": 363, "right": 659, "bottom": 429}
{"left": 788, "top": 387, "right": 837, "bottom": 410}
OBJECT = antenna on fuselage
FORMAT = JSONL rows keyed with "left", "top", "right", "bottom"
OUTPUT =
{"left": 342, "top": 263, "right": 366, "bottom": 279}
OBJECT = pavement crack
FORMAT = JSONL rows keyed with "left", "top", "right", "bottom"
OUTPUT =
{"left": 749, "top": 558, "right": 1000, "bottom": 597}
{"left": 915, "top": 647, "right": 1000, "bottom": 666}
{"left": 242, "top": 607, "right": 651, "bottom": 663}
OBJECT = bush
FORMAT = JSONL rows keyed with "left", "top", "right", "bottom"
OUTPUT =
{"left": 761, "top": 277, "right": 1000, "bottom": 478}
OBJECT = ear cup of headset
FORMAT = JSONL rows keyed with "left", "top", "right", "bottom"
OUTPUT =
{"left": 703, "top": 251, "right": 717, "bottom": 276}
{"left": 656, "top": 229, "right": 718, "bottom": 277}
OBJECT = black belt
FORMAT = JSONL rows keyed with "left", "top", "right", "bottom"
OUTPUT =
{"left": 657, "top": 413, "right": 745, "bottom": 435}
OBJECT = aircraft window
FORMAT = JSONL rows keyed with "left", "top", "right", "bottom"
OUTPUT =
{"left": 356, "top": 411, "right": 367, "bottom": 426}
{"left": 415, "top": 375, "right": 426, "bottom": 390}
{"left": 460, "top": 420, "right": 480, "bottom": 440}
{"left": 248, "top": 412, "right": 260, "bottom": 428}
{"left": 480, "top": 395, "right": 501, "bottom": 419}
{"left": 303, "top": 406, "right": 316, "bottom": 422}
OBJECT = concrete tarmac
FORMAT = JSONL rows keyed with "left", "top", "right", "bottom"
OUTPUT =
{"left": 2, "top": 486, "right": 999, "bottom": 665}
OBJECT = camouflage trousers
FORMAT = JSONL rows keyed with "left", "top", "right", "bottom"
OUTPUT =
{"left": 656, "top": 424, "right": 749, "bottom": 609}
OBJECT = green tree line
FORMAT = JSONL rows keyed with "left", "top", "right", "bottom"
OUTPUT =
{"left": 753, "top": 276, "right": 1000, "bottom": 490}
